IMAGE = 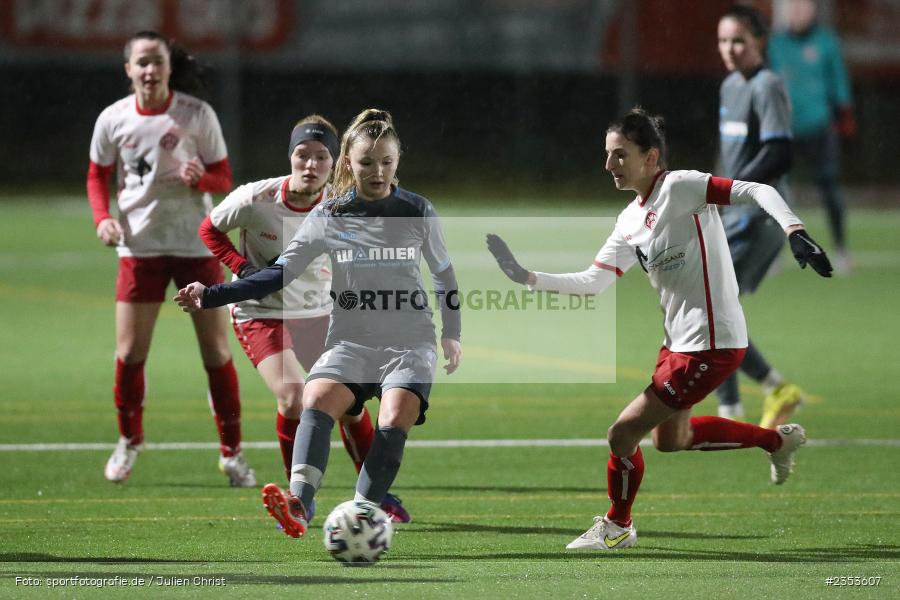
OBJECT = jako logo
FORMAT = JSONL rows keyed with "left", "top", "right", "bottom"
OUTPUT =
{"left": 260, "top": 232, "right": 278, "bottom": 241}
{"left": 663, "top": 381, "right": 677, "bottom": 396}
{"left": 334, "top": 247, "right": 417, "bottom": 263}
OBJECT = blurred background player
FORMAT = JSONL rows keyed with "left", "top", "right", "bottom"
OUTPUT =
{"left": 87, "top": 31, "right": 254, "bottom": 486}
{"left": 487, "top": 107, "right": 830, "bottom": 551}
{"left": 198, "top": 114, "right": 411, "bottom": 522}
{"left": 175, "top": 109, "right": 461, "bottom": 537}
{"left": 770, "top": 0, "right": 855, "bottom": 272}
{"left": 715, "top": 5, "right": 808, "bottom": 428}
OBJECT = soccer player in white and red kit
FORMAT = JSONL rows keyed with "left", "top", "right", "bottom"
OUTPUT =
{"left": 87, "top": 31, "right": 253, "bottom": 487}
{"left": 198, "top": 115, "right": 411, "bottom": 522}
{"left": 487, "top": 108, "right": 832, "bottom": 550}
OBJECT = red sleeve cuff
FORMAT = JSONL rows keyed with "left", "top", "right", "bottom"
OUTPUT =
{"left": 592, "top": 261, "right": 623, "bottom": 277}
{"left": 198, "top": 216, "right": 247, "bottom": 275}
{"left": 196, "top": 158, "right": 233, "bottom": 194}
{"left": 87, "top": 161, "right": 115, "bottom": 226}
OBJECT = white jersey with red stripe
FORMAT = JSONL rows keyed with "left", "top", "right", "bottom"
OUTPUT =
{"left": 533, "top": 170, "right": 803, "bottom": 352}
{"left": 209, "top": 177, "right": 332, "bottom": 321}
{"left": 89, "top": 91, "right": 228, "bottom": 258}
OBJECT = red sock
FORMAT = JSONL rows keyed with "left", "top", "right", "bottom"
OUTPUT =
{"left": 689, "top": 416, "right": 781, "bottom": 452}
{"left": 338, "top": 406, "right": 375, "bottom": 473}
{"left": 114, "top": 358, "right": 145, "bottom": 445}
{"left": 206, "top": 359, "right": 241, "bottom": 457}
{"left": 276, "top": 412, "right": 300, "bottom": 480}
{"left": 606, "top": 448, "right": 644, "bottom": 528}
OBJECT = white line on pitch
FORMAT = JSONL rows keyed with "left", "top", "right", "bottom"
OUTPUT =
{"left": 0, "top": 438, "right": 898, "bottom": 452}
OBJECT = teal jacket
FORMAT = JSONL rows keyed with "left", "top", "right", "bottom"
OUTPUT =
{"left": 769, "top": 24, "right": 853, "bottom": 136}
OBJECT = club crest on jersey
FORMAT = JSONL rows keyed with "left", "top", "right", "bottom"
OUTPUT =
{"left": 644, "top": 211, "right": 657, "bottom": 230}
{"left": 159, "top": 132, "right": 179, "bottom": 151}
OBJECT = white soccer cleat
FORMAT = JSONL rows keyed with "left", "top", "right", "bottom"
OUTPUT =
{"left": 219, "top": 451, "right": 257, "bottom": 488}
{"left": 104, "top": 436, "right": 144, "bottom": 482}
{"left": 565, "top": 516, "right": 636, "bottom": 551}
{"left": 769, "top": 424, "right": 806, "bottom": 485}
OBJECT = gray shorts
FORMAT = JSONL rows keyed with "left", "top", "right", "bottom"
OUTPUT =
{"left": 722, "top": 206, "right": 785, "bottom": 295}
{"left": 307, "top": 341, "right": 438, "bottom": 425}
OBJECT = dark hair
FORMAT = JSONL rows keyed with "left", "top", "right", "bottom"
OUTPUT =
{"left": 607, "top": 107, "right": 667, "bottom": 169}
{"left": 721, "top": 4, "right": 769, "bottom": 39}
{"left": 124, "top": 30, "right": 207, "bottom": 98}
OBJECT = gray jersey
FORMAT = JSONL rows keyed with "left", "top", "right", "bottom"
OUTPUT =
{"left": 719, "top": 67, "right": 793, "bottom": 292}
{"left": 719, "top": 67, "right": 792, "bottom": 195}
{"left": 277, "top": 187, "right": 451, "bottom": 347}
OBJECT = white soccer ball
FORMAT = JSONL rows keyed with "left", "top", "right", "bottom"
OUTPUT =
{"left": 322, "top": 500, "right": 394, "bottom": 565}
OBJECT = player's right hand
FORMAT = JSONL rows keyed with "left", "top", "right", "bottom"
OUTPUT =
{"left": 173, "top": 282, "right": 207, "bottom": 312}
{"left": 179, "top": 158, "right": 206, "bottom": 188}
{"left": 486, "top": 234, "right": 531, "bottom": 284}
{"left": 96, "top": 217, "right": 123, "bottom": 246}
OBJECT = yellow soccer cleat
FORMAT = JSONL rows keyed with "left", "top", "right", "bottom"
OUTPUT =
{"left": 760, "top": 383, "right": 805, "bottom": 429}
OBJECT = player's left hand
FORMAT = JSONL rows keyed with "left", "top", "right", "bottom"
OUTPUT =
{"left": 789, "top": 230, "right": 833, "bottom": 278}
{"left": 486, "top": 234, "right": 531, "bottom": 284}
{"left": 179, "top": 158, "right": 206, "bottom": 188}
{"left": 173, "top": 282, "right": 207, "bottom": 312}
{"left": 441, "top": 338, "right": 461, "bottom": 375}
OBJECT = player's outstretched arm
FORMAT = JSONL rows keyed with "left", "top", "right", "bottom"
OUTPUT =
{"left": 787, "top": 227, "right": 833, "bottom": 278}
{"left": 174, "top": 282, "right": 207, "bottom": 312}
{"left": 486, "top": 234, "right": 534, "bottom": 285}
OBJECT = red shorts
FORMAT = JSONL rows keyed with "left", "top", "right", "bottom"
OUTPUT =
{"left": 650, "top": 346, "right": 747, "bottom": 410}
{"left": 232, "top": 315, "right": 330, "bottom": 371}
{"left": 116, "top": 256, "right": 224, "bottom": 303}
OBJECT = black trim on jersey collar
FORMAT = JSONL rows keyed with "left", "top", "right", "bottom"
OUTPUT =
{"left": 740, "top": 64, "right": 767, "bottom": 81}
{"left": 280, "top": 176, "right": 324, "bottom": 213}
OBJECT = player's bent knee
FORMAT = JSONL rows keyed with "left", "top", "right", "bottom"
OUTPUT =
{"left": 116, "top": 350, "right": 148, "bottom": 365}
{"left": 652, "top": 430, "right": 689, "bottom": 453}
{"left": 608, "top": 423, "right": 638, "bottom": 457}
{"left": 275, "top": 383, "right": 303, "bottom": 416}
{"left": 201, "top": 349, "right": 233, "bottom": 369}
{"left": 302, "top": 393, "right": 348, "bottom": 421}
{"left": 652, "top": 438, "right": 682, "bottom": 452}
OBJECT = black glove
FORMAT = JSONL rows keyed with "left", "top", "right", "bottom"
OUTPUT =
{"left": 486, "top": 234, "right": 530, "bottom": 284}
{"left": 237, "top": 262, "right": 261, "bottom": 279}
{"left": 789, "top": 230, "right": 833, "bottom": 278}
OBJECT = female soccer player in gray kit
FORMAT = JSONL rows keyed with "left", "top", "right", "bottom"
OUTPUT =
{"left": 716, "top": 5, "right": 810, "bottom": 427}
{"left": 175, "top": 109, "right": 461, "bottom": 537}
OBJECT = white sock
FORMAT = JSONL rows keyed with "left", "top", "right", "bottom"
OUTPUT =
{"left": 761, "top": 370, "right": 785, "bottom": 396}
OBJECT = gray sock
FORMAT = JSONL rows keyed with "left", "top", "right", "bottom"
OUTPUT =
{"left": 740, "top": 339, "right": 772, "bottom": 382}
{"left": 716, "top": 371, "right": 740, "bottom": 407}
{"left": 355, "top": 426, "right": 408, "bottom": 504}
{"left": 289, "top": 408, "right": 334, "bottom": 512}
